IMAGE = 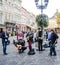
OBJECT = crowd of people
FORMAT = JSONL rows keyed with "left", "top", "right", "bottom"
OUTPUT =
{"left": 0, "top": 27, "right": 59, "bottom": 56}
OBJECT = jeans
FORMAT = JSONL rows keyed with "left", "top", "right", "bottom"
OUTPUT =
{"left": 3, "top": 42, "right": 7, "bottom": 54}
{"left": 50, "top": 42, "right": 56, "bottom": 55}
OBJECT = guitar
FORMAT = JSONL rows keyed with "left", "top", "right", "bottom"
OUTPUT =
{"left": 15, "top": 44, "right": 28, "bottom": 50}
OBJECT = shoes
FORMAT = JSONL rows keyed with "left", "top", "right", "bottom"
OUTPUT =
{"left": 49, "top": 53, "right": 56, "bottom": 56}
{"left": 53, "top": 54, "right": 56, "bottom": 56}
{"left": 49, "top": 53, "right": 52, "bottom": 56}
{"left": 41, "top": 49, "right": 45, "bottom": 51}
{"left": 4, "top": 53, "right": 8, "bottom": 55}
{"left": 49, "top": 54, "right": 52, "bottom": 56}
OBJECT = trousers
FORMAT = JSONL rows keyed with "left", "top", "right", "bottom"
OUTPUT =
{"left": 3, "top": 42, "right": 7, "bottom": 54}
{"left": 38, "top": 40, "right": 43, "bottom": 51}
{"left": 28, "top": 41, "right": 32, "bottom": 51}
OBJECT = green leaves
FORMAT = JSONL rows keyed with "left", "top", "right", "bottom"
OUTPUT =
{"left": 36, "top": 14, "right": 49, "bottom": 27}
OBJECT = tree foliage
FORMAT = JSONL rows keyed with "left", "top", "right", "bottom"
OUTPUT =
{"left": 36, "top": 14, "right": 49, "bottom": 28}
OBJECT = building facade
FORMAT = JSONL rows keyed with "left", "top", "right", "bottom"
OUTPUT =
{"left": 48, "top": 10, "right": 60, "bottom": 33}
{"left": 19, "top": 7, "right": 37, "bottom": 32}
{"left": 0, "top": 0, "right": 21, "bottom": 33}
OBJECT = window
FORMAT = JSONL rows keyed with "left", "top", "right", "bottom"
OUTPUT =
{"left": 0, "top": 0, "right": 2, "bottom": 4}
{"left": 5, "top": 0, "right": 8, "bottom": 4}
{"left": 5, "top": 0, "right": 7, "bottom": 1}
{"left": 5, "top": 13, "right": 7, "bottom": 20}
{"left": 5, "top": 13, "right": 10, "bottom": 21}
{"left": 0, "top": 0, "right": 2, "bottom": 2}
{"left": 9, "top": 2, "right": 11, "bottom": 5}
{"left": 0, "top": 12, "right": 2, "bottom": 24}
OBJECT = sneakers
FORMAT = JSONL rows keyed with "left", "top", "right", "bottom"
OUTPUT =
{"left": 4, "top": 53, "right": 8, "bottom": 55}
{"left": 53, "top": 54, "right": 56, "bottom": 56}
{"left": 49, "top": 54, "right": 56, "bottom": 56}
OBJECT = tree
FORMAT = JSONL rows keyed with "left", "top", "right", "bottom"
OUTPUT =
{"left": 36, "top": 14, "right": 49, "bottom": 30}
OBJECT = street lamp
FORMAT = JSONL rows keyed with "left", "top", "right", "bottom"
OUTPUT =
{"left": 35, "top": 0, "right": 49, "bottom": 14}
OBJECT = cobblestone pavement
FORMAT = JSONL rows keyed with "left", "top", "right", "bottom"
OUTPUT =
{"left": 0, "top": 35, "right": 60, "bottom": 65}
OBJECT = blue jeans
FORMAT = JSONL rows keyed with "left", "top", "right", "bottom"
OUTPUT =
{"left": 3, "top": 42, "right": 7, "bottom": 54}
{"left": 50, "top": 42, "right": 56, "bottom": 55}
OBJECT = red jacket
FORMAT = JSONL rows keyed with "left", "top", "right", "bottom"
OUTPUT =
{"left": 17, "top": 32, "right": 24, "bottom": 40}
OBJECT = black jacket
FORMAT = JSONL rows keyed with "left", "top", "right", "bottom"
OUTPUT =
{"left": 50, "top": 32, "right": 58, "bottom": 43}
{"left": 1, "top": 32, "right": 9, "bottom": 43}
{"left": 26, "top": 32, "right": 33, "bottom": 42}
{"left": 37, "top": 31, "right": 43, "bottom": 41}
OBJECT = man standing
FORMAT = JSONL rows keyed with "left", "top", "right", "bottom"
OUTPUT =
{"left": 49, "top": 30, "right": 58, "bottom": 56}
{"left": 37, "top": 27, "right": 43, "bottom": 52}
{"left": 1, "top": 28, "right": 9, "bottom": 55}
{"left": 26, "top": 28, "right": 33, "bottom": 51}
{"left": 26, "top": 28, "right": 35, "bottom": 55}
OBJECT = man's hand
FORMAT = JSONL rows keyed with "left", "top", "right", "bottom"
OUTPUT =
{"left": 38, "top": 37, "right": 43, "bottom": 39}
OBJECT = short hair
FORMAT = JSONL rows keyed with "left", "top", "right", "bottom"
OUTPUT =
{"left": 51, "top": 29, "right": 54, "bottom": 32}
{"left": 38, "top": 27, "right": 41, "bottom": 30}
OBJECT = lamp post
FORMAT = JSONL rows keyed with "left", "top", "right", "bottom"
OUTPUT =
{"left": 41, "top": 0, "right": 43, "bottom": 14}
{"left": 35, "top": 0, "right": 49, "bottom": 14}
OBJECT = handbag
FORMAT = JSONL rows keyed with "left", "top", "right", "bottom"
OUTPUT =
{"left": 43, "top": 41, "right": 49, "bottom": 48}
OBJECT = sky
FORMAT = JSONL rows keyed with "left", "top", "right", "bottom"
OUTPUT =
{"left": 22, "top": 0, "right": 60, "bottom": 18}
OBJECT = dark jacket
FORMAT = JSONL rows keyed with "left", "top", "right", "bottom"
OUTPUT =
{"left": 50, "top": 32, "right": 58, "bottom": 43}
{"left": 1, "top": 32, "right": 9, "bottom": 44}
{"left": 26, "top": 32, "right": 33, "bottom": 42}
{"left": 37, "top": 31, "right": 43, "bottom": 41}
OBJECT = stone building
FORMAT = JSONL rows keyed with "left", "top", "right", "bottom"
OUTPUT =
{"left": 0, "top": 0, "right": 21, "bottom": 33}
{"left": 48, "top": 10, "right": 60, "bottom": 33}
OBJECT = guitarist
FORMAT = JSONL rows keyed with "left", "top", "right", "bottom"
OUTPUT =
{"left": 13, "top": 39, "right": 27, "bottom": 54}
{"left": 37, "top": 27, "right": 43, "bottom": 51}
{"left": 26, "top": 28, "right": 33, "bottom": 51}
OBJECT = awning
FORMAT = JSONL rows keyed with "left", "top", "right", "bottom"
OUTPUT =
{"left": 16, "top": 23, "right": 37, "bottom": 30}
{"left": 0, "top": 24, "right": 5, "bottom": 28}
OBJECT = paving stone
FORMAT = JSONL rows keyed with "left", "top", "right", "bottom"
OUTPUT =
{"left": 0, "top": 35, "right": 60, "bottom": 65}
